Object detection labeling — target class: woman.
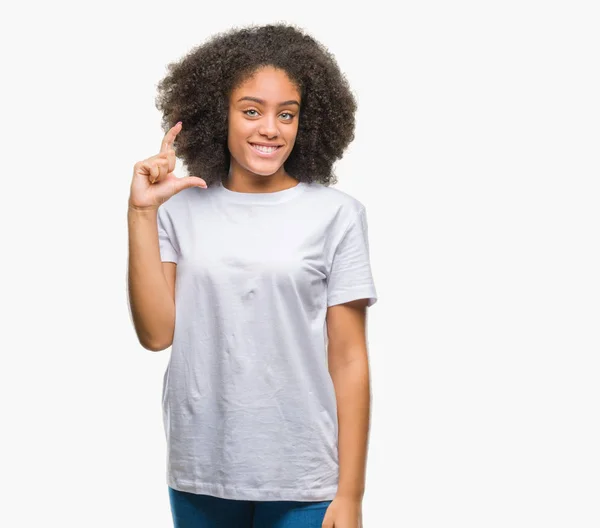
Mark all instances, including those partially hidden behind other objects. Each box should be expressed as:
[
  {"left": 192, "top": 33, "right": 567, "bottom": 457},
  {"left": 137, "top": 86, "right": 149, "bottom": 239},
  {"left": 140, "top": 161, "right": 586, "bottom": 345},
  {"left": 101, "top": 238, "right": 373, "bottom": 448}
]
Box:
[{"left": 127, "top": 23, "right": 377, "bottom": 528}]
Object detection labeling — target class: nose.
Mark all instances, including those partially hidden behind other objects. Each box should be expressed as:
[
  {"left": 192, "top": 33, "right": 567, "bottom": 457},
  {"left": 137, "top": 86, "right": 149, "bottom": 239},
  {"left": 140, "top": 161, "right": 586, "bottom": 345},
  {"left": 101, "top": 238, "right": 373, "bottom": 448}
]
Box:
[{"left": 258, "top": 115, "right": 280, "bottom": 139}]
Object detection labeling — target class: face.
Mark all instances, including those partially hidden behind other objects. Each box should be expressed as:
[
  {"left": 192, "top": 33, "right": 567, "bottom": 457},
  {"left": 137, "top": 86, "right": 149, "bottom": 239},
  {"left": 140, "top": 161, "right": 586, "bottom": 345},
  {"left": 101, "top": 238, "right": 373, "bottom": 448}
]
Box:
[{"left": 227, "top": 66, "right": 301, "bottom": 178}]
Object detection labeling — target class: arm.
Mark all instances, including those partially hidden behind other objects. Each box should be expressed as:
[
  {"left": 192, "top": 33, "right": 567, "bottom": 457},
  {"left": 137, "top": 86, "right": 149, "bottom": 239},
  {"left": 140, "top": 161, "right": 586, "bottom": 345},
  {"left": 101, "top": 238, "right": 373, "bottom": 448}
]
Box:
[
  {"left": 127, "top": 205, "right": 176, "bottom": 351},
  {"left": 326, "top": 297, "right": 371, "bottom": 501}
]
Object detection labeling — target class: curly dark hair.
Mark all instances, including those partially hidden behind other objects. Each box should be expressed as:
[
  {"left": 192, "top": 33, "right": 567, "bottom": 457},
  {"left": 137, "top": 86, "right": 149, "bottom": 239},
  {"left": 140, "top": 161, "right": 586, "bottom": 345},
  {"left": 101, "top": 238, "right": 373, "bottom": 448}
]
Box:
[{"left": 154, "top": 23, "right": 357, "bottom": 187}]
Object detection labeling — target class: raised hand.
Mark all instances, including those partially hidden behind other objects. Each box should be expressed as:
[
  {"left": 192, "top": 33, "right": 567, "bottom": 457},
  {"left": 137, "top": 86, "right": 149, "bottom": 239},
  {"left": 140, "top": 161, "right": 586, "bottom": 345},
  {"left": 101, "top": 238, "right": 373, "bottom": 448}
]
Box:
[{"left": 129, "top": 122, "right": 207, "bottom": 211}]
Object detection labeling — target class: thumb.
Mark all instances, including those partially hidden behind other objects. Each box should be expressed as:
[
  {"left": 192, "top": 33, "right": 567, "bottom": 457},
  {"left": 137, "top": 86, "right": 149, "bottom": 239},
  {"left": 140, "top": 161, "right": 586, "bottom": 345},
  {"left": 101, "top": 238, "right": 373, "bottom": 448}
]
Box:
[{"left": 175, "top": 176, "right": 208, "bottom": 193}]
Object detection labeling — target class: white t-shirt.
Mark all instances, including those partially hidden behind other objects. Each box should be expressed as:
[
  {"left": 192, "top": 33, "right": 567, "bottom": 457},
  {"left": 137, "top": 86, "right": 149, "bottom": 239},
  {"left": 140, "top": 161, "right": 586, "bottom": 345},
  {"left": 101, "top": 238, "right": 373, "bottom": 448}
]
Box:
[{"left": 156, "top": 179, "right": 377, "bottom": 501}]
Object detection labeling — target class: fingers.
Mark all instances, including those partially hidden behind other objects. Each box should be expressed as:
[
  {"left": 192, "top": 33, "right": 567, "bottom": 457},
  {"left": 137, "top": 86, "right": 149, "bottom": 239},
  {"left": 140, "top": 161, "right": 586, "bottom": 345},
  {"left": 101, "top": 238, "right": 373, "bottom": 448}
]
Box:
[
  {"left": 146, "top": 148, "right": 175, "bottom": 182},
  {"left": 165, "top": 147, "right": 176, "bottom": 174},
  {"left": 142, "top": 158, "right": 169, "bottom": 184},
  {"left": 149, "top": 164, "right": 160, "bottom": 184},
  {"left": 160, "top": 121, "right": 182, "bottom": 154}
]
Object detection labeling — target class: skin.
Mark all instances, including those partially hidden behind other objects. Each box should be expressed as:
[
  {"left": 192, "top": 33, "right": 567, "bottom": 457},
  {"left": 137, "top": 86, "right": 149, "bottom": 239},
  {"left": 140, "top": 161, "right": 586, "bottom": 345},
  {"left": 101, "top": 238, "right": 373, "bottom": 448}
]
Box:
[
  {"left": 323, "top": 298, "right": 370, "bottom": 528},
  {"left": 226, "top": 66, "right": 302, "bottom": 193}
]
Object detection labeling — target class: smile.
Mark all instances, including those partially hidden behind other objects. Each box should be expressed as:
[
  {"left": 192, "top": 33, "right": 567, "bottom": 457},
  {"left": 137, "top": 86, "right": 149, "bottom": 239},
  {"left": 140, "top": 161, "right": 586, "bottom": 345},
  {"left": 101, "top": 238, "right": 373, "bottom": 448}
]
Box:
[{"left": 249, "top": 143, "right": 283, "bottom": 157}]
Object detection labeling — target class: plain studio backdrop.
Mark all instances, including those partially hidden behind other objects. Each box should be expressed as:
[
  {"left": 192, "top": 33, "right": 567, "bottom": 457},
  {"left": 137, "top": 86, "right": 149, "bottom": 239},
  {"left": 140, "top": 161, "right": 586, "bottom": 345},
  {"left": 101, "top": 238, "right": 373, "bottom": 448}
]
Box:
[{"left": 1, "top": 1, "right": 598, "bottom": 526}]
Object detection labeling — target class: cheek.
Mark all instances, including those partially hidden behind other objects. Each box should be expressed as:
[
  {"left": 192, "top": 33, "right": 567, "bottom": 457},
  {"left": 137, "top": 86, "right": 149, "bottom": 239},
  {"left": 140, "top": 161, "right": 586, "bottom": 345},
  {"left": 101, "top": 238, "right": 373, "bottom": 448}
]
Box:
[
  {"left": 228, "top": 120, "right": 250, "bottom": 152},
  {"left": 228, "top": 118, "right": 254, "bottom": 144},
  {"left": 286, "top": 124, "right": 299, "bottom": 146}
]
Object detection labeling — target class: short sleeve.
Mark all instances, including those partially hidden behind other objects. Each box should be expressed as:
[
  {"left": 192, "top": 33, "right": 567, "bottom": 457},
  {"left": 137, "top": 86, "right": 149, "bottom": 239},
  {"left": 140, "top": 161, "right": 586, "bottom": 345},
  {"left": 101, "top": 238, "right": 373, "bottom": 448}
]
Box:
[
  {"left": 156, "top": 205, "right": 179, "bottom": 264},
  {"left": 327, "top": 207, "right": 378, "bottom": 308}
]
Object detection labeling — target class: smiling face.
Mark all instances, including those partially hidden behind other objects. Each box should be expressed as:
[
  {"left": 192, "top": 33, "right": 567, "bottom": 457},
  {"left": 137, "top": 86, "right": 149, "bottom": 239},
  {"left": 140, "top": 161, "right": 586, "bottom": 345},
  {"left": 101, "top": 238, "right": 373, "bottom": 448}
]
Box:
[{"left": 227, "top": 66, "right": 301, "bottom": 180}]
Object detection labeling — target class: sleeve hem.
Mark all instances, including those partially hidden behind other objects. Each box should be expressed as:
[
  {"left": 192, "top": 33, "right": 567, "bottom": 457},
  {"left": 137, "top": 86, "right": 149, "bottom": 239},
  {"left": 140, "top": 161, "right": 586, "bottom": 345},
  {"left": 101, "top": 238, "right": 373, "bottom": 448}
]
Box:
[
  {"left": 327, "top": 288, "right": 378, "bottom": 308},
  {"left": 159, "top": 250, "right": 179, "bottom": 264}
]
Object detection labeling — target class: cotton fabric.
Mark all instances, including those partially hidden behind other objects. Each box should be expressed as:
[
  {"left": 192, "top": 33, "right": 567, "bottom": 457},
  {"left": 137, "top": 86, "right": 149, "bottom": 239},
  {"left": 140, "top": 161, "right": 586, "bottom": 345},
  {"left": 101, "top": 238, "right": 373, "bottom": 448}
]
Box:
[{"left": 157, "top": 179, "right": 377, "bottom": 501}]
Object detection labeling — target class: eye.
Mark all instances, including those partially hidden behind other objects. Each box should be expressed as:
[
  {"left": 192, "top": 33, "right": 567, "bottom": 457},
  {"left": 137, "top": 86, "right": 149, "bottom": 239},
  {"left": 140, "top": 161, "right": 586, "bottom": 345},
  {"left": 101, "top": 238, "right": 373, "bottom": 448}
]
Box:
[
  {"left": 280, "top": 112, "right": 295, "bottom": 121},
  {"left": 243, "top": 109, "right": 259, "bottom": 117}
]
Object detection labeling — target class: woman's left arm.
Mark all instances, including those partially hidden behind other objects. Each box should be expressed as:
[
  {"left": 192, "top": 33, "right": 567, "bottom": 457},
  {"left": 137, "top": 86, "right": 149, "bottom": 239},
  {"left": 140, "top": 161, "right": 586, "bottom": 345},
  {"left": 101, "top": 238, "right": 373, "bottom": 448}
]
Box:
[{"left": 322, "top": 297, "right": 371, "bottom": 527}]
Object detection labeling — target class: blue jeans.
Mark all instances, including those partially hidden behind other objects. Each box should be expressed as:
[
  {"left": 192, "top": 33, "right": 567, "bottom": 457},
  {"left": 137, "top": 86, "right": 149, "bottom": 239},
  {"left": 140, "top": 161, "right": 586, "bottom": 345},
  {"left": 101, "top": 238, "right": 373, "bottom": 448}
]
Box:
[{"left": 168, "top": 487, "right": 333, "bottom": 528}]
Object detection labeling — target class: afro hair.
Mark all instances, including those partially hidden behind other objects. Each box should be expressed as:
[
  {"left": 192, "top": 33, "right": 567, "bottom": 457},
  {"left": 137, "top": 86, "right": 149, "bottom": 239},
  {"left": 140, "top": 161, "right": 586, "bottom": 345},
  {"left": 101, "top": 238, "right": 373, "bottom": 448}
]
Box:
[{"left": 154, "top": 23, "right": 357, "bottom": 186}]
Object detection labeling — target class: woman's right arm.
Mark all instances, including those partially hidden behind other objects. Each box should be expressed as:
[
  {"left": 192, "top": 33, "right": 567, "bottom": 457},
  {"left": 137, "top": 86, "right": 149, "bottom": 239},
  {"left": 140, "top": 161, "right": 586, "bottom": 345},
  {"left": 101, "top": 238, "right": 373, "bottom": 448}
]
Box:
[
  {"left": 126, "top": 121, "right": 207, "bottom": 351},
  {"left": 127, "top": 206, "right": 175, "bottom": 351}
]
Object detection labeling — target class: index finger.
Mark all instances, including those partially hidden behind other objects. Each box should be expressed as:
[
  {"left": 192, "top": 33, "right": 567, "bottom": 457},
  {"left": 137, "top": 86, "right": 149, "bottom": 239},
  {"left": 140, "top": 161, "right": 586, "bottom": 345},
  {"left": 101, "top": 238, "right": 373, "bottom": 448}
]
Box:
[{"left": 160, "top": 121, "right": 182, "bottom": 154}]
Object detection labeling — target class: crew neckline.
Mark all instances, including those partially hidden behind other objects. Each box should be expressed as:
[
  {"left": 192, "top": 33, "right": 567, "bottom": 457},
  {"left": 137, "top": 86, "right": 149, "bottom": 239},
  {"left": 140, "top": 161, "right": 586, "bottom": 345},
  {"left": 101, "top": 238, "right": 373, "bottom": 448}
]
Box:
[{"left": 214, "top": 180, "right": 307, "bottom": 204}]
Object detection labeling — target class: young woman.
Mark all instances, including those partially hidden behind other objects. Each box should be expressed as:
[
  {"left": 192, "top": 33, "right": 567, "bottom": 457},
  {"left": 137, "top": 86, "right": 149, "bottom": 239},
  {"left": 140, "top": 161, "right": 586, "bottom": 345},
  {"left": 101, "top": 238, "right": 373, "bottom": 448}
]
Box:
[{"left": 127, "top": 23, "right": 378, "bottom": 528}]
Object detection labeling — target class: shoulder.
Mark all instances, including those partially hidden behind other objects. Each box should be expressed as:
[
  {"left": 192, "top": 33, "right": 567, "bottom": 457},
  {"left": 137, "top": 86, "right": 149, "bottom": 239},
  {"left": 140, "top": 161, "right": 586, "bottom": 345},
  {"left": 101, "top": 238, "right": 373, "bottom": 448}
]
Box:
[{"left": 302, "top": 181, "right": 367, "bottom": 224}]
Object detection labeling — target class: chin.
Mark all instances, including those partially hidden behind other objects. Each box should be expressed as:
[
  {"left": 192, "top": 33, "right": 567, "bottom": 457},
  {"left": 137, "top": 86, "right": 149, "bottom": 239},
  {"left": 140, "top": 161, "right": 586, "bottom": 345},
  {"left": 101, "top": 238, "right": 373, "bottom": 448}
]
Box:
[{"left": 245, "top": 161, "right": 284, "bottom": 177}]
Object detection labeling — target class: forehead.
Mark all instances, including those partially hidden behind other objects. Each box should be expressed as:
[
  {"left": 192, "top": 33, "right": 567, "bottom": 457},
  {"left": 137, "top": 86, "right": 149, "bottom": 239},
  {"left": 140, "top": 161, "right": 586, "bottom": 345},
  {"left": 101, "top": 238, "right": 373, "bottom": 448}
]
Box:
[{"left": 232, "top": 66, "right": 300, "bottom": 102}]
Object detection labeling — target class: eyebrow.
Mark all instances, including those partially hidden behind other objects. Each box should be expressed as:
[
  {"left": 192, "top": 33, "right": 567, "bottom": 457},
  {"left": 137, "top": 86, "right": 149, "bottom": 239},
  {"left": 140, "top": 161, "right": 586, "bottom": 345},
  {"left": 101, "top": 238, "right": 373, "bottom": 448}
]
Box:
[{"left": 236, "top": 96, "right": 300, "bottom": 107}]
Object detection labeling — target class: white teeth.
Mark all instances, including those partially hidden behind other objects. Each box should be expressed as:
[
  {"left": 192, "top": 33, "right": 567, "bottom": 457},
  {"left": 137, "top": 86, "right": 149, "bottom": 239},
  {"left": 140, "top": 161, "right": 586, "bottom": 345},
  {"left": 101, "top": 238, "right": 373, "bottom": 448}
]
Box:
[{"left": 252, "top": 144, "right": 279, "bottom": 153}]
